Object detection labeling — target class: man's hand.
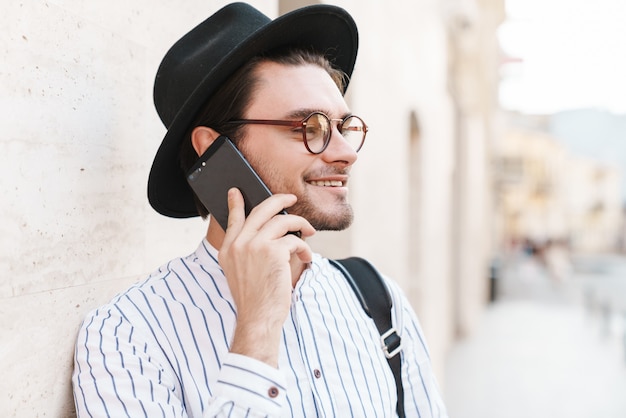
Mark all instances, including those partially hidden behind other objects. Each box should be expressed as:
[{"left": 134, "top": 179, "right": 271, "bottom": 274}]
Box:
[{"left": 218, "top": 188, "right": 315, "bottom": 367}]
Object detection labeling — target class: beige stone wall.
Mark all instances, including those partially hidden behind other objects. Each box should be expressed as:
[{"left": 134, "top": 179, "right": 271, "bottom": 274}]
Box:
[
  {"left": 1, "top": 0, "right": 501, "bottom": 415},
  {"left": 446, "top": 0, "right": 504, "bottom": 340},
  {"left": 1, "top": 1, "right": 219, "bottom": 415}
]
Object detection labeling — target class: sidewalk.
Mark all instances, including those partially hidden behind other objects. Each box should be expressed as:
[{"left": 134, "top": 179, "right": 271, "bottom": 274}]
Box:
[{"left": 444, "top": 255, "right": 626, "bottom": 418}]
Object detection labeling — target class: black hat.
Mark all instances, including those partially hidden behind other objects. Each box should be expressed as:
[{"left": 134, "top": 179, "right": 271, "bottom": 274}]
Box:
[{"left": 148, "top": 2, "right": 359, "bottom": 218}]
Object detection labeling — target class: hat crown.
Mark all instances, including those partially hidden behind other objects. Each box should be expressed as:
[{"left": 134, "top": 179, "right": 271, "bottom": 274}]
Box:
[{"left": 154, "top": 3, "right": 270, "bottom": 128}]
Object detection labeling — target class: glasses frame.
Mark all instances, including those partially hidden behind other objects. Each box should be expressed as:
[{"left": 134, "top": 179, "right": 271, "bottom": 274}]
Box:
[{"left": 226, "top": 112, "right": 368, "bottom": 154}]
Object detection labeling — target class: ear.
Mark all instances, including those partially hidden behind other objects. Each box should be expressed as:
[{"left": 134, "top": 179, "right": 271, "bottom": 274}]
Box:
[{"left": 191, "top": 126, "right": 221, "bottom": 156}]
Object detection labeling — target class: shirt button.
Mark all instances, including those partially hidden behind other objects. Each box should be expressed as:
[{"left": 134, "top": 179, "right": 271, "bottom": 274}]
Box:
[
  {"left": 313, "top": 369, "right": 322, "bottom": 379},
  {"left": 268, "top": 386, "right": 279, "bottom": 398}
]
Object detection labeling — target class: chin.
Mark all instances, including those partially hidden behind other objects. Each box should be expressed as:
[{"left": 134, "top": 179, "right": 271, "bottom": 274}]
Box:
[
  {"left": 307, "top": 208, "right": 354, "bottom": 231},
  {"left": 288, "top": 195, "right": 353, "bottom": 230},
  {"left": 314, "top": 221, "right": 352, "bottom": 231}
]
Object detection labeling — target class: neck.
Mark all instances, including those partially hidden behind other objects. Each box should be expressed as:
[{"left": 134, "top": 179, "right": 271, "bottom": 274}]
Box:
[
  {"left": 206, "top": 220, "right": 309, "bottom": 286},
  {"left": 206, "top": 220, "right": 226, "bottom": 249}
]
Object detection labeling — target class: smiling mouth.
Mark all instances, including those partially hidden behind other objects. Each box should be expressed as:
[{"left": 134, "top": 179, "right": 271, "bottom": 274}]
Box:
[{"left": 308, "top": 180, "right": 345, "bottom": 187}]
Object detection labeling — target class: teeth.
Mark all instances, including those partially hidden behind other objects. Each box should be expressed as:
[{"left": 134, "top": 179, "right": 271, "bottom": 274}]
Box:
[{"left": 309, "top": 180, "right": 343, "bottom": 187}]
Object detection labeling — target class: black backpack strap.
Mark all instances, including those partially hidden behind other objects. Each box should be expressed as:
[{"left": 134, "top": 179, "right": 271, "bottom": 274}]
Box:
[{"left": 330, "top": 257, "right": 405, "bottom": 418}]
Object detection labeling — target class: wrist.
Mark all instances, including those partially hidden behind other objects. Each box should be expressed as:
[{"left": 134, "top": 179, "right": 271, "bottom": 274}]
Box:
[{"left": 230, "top": 321, "right": 283, "bottom": 367}]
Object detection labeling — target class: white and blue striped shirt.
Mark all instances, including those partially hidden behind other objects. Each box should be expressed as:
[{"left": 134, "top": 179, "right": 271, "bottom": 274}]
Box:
[{"left": 72, "top": 239, "right": 447, "bottom": 417}]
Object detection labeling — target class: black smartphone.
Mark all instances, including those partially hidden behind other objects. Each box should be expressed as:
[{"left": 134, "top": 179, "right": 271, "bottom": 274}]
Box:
[{"left": 186, "top": 135, "right": 287, "bottom": 232}]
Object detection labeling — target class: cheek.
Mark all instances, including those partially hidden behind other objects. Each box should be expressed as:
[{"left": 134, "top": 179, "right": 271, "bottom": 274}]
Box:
[
  {"left": 242, "top": 152, "right": 297, "bottom": 193},
  {"left": 239, "top": 139, "right": 312, "bottom": 190},
  {"left": 268, "top": 166, "right": 306, "bottom": 193}
]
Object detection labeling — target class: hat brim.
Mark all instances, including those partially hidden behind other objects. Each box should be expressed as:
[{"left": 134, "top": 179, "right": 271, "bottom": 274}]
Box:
[{"left": 148, "top": 5, "right": 358, "bottom": 218}]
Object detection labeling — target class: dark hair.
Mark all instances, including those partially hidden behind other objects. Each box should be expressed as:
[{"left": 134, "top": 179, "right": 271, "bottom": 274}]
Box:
[{"left": 179, "top": 48, "right": 348, "bottom": 218}]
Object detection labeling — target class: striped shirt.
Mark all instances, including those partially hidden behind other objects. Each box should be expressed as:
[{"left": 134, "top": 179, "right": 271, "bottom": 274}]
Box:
[{"left": 72, "top": 239, "right": 447, "bottom": 417}]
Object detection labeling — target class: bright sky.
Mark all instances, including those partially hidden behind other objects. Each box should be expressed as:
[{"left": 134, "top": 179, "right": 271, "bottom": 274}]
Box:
[{"left": 498, "top": 0, "right": 626, "bottom": 114}]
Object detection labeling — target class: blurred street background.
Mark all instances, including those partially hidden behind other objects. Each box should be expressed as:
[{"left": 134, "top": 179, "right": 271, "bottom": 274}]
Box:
[
  {"left": 443, "top": 0, "right": 626, "bottom": 416},
  {"left": 445, "top": 248, "right": 626, "bottom": 417}
]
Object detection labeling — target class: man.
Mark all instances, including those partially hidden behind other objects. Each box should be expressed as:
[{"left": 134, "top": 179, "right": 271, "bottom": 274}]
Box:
[{"left": 72, "top": 3, "right": 448, "bottom": 417}]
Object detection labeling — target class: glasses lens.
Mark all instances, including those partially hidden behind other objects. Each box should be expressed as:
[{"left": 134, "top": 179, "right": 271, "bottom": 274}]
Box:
[
  {"left": 341, "top": 116, "right": 366, "bottom": 152},
  {"left": 303, "top": 113, "right": 330, "bottom": 153}
]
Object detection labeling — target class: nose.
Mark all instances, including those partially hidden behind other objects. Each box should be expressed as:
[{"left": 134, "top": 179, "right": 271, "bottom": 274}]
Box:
[{"left": 321, "top": 125, "right": 358, "bottom": 165}]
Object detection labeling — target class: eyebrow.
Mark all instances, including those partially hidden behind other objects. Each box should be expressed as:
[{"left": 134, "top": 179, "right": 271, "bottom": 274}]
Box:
[{"left": 284, "top": 108, "right": 352, "bottom": 120}]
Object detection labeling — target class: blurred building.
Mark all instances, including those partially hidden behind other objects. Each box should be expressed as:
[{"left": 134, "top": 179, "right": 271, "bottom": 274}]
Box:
[
  {"left": 565, "top": 156, "right": 623, "bottom": 252},
  {"left": 493, "top": 113, "right": 624, "bottom": 255},
  {"left": 550, "top": 109, "right": 626, "bottom": 202},
  {"left": 620, "top": 206, "right": 626, "bottom": 253}
]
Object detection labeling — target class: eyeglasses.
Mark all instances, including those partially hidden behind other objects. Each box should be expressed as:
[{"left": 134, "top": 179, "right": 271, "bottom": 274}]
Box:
[{"left": 227, "top": 112, "right": 368, "bottom": 154}]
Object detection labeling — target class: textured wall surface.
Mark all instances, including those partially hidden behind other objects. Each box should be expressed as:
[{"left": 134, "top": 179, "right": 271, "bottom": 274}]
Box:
[{"left": 0, "top": 1, "right": 227, "bottom": 415}]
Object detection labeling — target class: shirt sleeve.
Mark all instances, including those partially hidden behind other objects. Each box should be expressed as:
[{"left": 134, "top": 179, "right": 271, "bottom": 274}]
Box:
[
  {"left": 203, "top": 353, "right": 287, "bottom": 417},
  {"left": 72, "top": 306, "right": 287, "bottom": 418}
]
